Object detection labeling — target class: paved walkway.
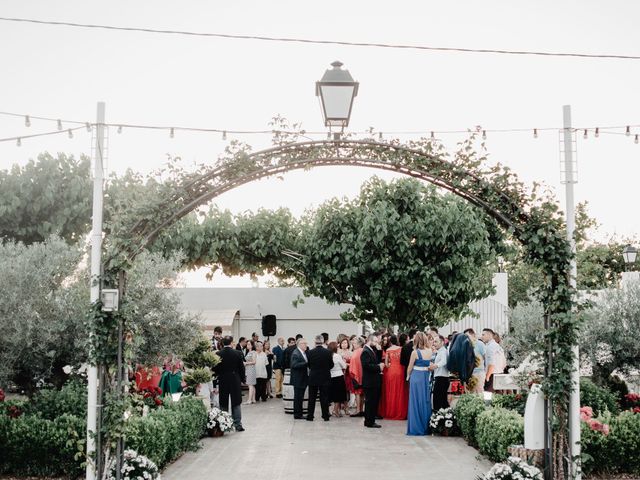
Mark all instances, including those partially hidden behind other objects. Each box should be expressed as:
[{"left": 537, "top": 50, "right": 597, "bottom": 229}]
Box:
[{"left": 163, "top": 399, "right": 492, "bottom": 480}]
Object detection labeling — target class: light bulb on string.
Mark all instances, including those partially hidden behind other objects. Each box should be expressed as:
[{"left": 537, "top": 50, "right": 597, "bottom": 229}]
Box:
[
  {"left": 170, "top": 128, "right": 174, "bottom": 139},
  {"left": 68, "top": 129, "right": 73, "bottom": 139},
  {"left": 626, "top": 126, "right": 631, "bottom": 136},
  {"left": 117, "top": 125, "right": 123, "bottom": 134},
  {"left": 16, "top": 137, "right": 21, "bottom": 147},
  {"left": 222, "top": 131, "right": 227, "bottom": 141},
  {"left": 583, "top": 129, "right": 588, "bottom": 140},
  {"left": 482, "top": 130, "right": 487, "bottom": 140},
  {"left": 57, "top": 119, "right": 62, "bottom": 131},
  {"left": 24, "top": 115, "right": 30, "bottom": 127},
  {"left": 595, "top": 127, "right": 599, "bottom": 138},
  {"left": 533, "top": 128, "right": 538, "bottom": 139}
]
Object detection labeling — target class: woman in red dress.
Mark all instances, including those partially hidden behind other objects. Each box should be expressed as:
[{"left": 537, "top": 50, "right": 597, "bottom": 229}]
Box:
[{"left": 379, "top": 335, "right": 409, "bottom": 420}]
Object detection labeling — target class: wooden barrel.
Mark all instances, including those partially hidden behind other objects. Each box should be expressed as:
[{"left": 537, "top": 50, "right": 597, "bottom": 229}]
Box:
[{"left": 283, "top": 368, "right": 308, "bottom": 415}]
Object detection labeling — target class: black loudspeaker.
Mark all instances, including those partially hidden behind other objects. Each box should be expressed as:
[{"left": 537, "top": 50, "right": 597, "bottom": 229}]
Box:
[{"left": 262, "top": 314, "right": 277, "bottom": 337}]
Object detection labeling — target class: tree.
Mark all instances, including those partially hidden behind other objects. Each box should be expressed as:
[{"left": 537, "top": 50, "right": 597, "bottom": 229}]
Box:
[
  {"left": 0, "top": 153, "right": 92, "bottom": 244},
  {"left": 294, "top": 177, "right": 497, "bottom": 329},
  {"left": 0, "top": 237, "right": 201, "bottom": 394},
  {"left": 579, "top": 281, "right": 640, "bottom": 384}
]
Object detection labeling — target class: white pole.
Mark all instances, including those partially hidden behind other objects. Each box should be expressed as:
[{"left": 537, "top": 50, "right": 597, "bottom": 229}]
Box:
[
  {"left": 86, "top": 102, "right": 106, "bottom": 480},
  {"left": 562, "top": 104, "right": 581, "bottom": 479}
]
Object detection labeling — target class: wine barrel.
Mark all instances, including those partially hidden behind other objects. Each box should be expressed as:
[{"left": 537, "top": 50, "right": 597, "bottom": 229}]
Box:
[{"left": 282, "top": 368, "right": 308, "bottom": 415}]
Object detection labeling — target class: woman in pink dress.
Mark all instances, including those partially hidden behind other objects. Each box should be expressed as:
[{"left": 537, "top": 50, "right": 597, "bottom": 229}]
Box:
[{"left": 349, "top": 336, "right": 365, "bottom": 417}]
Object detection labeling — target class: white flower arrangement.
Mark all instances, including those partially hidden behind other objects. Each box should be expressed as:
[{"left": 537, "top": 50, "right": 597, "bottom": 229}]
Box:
[
  {"left": 428, "top": 407, "right": 460, "bottom": 435},
  {"left": 106, "top": 450, "right": 161, "bottom": 480},
  {"left": 207, "top": 407, "right": 234, "bottom": 432},
  {"left": 479, "top": 457, "right": 543, "bottom": 480}
]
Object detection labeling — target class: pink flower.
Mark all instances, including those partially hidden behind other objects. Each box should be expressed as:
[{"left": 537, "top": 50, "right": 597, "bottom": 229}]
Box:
[{"left": 580, "top": 406, "right": 593, "bottom": 421}]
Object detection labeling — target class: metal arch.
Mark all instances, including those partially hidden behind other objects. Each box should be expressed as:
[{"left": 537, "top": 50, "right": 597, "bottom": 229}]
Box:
[{"left": 134, "top": 140, "right": 529, "bottom": 256}]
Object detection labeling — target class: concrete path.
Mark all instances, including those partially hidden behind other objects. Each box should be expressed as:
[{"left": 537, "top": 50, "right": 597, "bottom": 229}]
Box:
[{"left": 162, "top": 399, "right": 492, "bottom": 480}]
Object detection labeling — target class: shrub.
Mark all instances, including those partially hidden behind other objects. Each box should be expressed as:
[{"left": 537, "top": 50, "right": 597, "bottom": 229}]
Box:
[
  {"left": 27, "top": 379, "right": 87, "bottom": 419},
  {"left": 126, "top": 395, "right": 207, "bottom": 468},
  {"left": 492, "top": 393, "right": 527, "bottom": 416},
  {"left": 454, "top": 394, "right": 486, "bottom": 445},
  {"left": 0, "top": 412, "right": 85, "bottom": 477},
  {"left": 476, "top": 407, "right": 524, "bottom": 462},
  {"left": 580, "top": 378, "right": 619, "bottom": 415}
]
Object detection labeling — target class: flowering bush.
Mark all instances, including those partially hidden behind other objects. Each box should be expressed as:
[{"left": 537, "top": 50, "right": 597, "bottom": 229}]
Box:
[
  {"left": 106, "top": 449, "right": 161, "bottom": 480},
  {"left": 478, "top": 456, "right": 543, "bottom": 480},
  {"left": 508, "top": 356, "right": 542, "bottom": 392},
  {"left": 207, "top": 407, "right": 234, "bottom": 433},
  {"left": 429, "top": 407, "right": 460, "bottom": 436}
]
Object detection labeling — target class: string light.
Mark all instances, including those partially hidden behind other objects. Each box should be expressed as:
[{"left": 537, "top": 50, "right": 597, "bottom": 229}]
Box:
[
  {"left": 170, "top": 127, "right": 174, "bottom": 138},
  {"left": 482, "top": 130, "right": 487, "bottom": 140},
  {"left": 222, "top": 130, "right": 227, "bottom": 140},
  {"left": 595, "top": 127, "right": 599, "bottom": 138},
  {"left": 626, "top": 126, "right": 631, "bottom": 136},
  {"left": 117, "top": 125, "right": 123, "bottom": 134},
  {"left": 57, "top": 119, "right": 62, "bottom": 131},
  {"left": 583, "top": 129, "right": 588, "bottom": 140},
  {"left": 68, "top": 129, "right": 73, "bottom": 139},
  {"left": 533, "top": 128, "right": 538, "bottom": 138},
  {"left": 16, "top": 137, "right": 21, "bottom": 147},
  {"left": 24, "top": 115, "right": 30, "bottom": 127}
]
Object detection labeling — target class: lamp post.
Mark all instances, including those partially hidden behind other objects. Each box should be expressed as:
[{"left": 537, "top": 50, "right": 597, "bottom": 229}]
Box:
[
  {"left": 623, "top": 245, "right": 638, "bottom": 271},
  {"left": 316, "top": 61, "right": 359, "bottom": 139}
]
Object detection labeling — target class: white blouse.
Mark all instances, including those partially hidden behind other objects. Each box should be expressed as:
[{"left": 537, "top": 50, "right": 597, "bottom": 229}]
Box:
[{"left": 330, "top": 353, "right": 347, "bottom": 378}]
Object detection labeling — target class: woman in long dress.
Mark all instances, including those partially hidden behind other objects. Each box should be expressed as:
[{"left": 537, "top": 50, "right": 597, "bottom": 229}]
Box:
[
  {"left": 406, "top": 332, "right": 433, "bottom": 435},
  {"left": 244, "top": 341, "right": 257, "bottom": 404},
  {"left": 380, "top": 335, "right": 409, "bottom": 420}
]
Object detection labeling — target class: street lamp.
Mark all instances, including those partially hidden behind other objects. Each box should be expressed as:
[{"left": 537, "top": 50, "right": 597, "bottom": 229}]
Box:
[
  {"left": 623, "top": 245, "right": 638, "bottom": 271},
  {"left": 316, "top": 61, "right": 359, "bottom": 137}
]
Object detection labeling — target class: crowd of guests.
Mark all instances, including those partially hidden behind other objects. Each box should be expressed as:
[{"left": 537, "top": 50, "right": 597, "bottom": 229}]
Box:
[{"left": 209, "top": 325, "right": 507, "bottom": 435}]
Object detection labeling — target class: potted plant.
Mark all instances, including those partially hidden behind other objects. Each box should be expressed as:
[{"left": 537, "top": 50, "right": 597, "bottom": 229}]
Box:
[
  {"left": 207, "top": 407, "right": 234, "bottom": 437},
  {"left": 429, "top": 407, "right": 461, "bottom": 436},
  {"left": 478, "top": 456, "right": 543, "bottom": 480},
  {"left": 106, "top": 450, "right": 160, "bottom": 480}
]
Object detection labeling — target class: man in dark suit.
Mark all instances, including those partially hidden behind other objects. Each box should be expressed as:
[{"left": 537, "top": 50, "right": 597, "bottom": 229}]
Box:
[
  {"left": 400, "top": 328, "right": 418, "bottom": 376},
  {"left": 214, "top": 336, "right": 246, "bottom": 432},
  {"left": 289, "top": 337, "right": 309, "bottom": 419},
  {"left": 361, "top": 333, "right": 384, "bottom": 428},
  {"left": 306, "top": 334, "right": 334, "bottom": 421},
  {"left": 283, "top": 334, "right": 301, "bottom": 370}
]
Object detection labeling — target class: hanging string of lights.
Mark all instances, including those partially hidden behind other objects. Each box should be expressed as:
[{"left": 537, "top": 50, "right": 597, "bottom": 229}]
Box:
[{"left": 2, "top": 109, "right": 640, "bottom": 145}]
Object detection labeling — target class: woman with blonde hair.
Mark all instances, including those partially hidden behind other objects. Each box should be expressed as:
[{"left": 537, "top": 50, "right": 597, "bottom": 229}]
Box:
[{"left": 406, "top": 332, "right": 433, "bottom": 435}]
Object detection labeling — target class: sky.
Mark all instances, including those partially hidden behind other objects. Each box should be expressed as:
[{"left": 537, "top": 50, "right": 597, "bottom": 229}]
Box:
[{"left": 0, "top": 1, "right": 638, "bottom": 287}]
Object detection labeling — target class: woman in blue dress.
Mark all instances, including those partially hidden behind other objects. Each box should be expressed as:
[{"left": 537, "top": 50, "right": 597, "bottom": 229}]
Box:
[{"left": 406, "top": 332, "right": 433, "bottom": 436}]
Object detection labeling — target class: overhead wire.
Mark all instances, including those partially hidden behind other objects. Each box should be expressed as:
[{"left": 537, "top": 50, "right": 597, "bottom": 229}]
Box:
[{"left": 1, "top": 16, "right": 640, "bottom": 61}]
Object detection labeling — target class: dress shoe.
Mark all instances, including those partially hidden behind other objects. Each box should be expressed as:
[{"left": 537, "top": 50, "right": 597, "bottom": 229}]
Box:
[
  {"left": 235, "top": 425, "right": 245, "bottom": 432},
  {"left": 365, "top": 423, "right": 382, "bottom": 428}
]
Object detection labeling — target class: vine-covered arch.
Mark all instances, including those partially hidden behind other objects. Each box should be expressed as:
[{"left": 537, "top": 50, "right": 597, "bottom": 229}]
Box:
[{"left": 101, "top": 137, "right": 576, "bottom": 478}]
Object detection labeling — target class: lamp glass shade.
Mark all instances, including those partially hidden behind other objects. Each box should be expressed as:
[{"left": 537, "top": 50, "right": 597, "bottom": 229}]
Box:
[
  {"left": 623, "top": 245, "right": 638, "bottom": 265},
  {"left": 316, "top": 61, "right": 358, "bottom": 128}
]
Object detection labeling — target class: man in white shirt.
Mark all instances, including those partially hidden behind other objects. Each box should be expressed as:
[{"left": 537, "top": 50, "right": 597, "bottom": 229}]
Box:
[
  {"left": 481, "top": 328, "right": 501, "bottom": 392},
  {"left": 429, "top": 334, "right": 450, "bottom": 411}
]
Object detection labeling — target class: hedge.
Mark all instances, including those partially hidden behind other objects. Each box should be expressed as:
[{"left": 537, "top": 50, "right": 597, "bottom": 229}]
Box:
[
  {"left": 476, "top": 407, "right": 524, "bottom": 462},
  {"left": 582, "top": 411, "right": 640, "bottom": 476},
  {"left": 0, "top": 390, "right": 207, "bottom": 477},
  {"left": 580, "top": 378, "right": 619, "bottom": 416},
  {"left": 126, "top": 395, "right": 208, "bottom": 468},
  {"left": 454, "top": 394, "right": 486, "bottom": 446}
]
